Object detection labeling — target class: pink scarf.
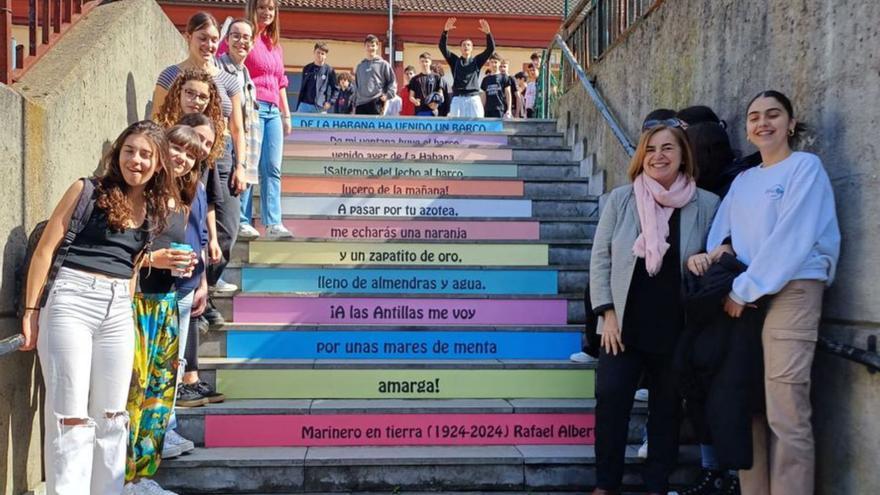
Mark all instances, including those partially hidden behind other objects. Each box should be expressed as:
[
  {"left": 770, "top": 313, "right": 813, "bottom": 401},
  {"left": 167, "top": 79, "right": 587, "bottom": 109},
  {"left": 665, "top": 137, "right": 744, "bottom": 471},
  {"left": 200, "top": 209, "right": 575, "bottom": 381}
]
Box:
[{"left": 632, "top": 173, "right": 696, "bottom": 276}]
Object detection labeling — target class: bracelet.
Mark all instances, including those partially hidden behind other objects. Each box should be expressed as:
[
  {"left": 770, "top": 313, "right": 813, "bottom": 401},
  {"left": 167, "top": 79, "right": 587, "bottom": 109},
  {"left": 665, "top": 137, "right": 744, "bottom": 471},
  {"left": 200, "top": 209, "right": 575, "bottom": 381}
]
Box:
[{"left": 24, "top": 307, "right": 40, "bottom": 312}]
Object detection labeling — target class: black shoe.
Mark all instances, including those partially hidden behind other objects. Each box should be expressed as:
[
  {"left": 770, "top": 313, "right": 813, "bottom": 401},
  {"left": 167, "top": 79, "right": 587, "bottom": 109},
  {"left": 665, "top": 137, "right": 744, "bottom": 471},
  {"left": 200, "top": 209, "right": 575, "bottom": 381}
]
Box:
[
  {"left": 679, "top": 469, "right": 725, "bottom": 495},
  {"left": 192, "top": 380, "right": 226, "bottom": 403},
  {"left": 720, "top": 473, "right": 741, "bottom": 495},
  {"left": 203, "top": 304, "right": 225, "bottom": 329},
  {"left": 176, "top": 384, "right": 209, "bottom": 407},
  {"left": 194, "top": 315, "right": 210, "bottom": 335}
]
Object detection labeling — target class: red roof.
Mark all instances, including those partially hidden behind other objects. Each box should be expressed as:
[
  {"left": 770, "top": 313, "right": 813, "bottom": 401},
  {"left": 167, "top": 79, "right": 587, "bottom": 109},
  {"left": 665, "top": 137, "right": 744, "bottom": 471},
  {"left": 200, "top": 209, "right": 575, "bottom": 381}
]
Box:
[{"left": 160, "top": 0, "right": 566, "bottom": 17}]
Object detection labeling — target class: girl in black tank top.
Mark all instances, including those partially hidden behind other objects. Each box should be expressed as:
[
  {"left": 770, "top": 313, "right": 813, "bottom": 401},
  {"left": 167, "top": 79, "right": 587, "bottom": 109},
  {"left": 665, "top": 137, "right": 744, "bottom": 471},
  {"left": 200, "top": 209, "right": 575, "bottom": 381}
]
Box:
[{"left": 21, "top": 121, "right": 178, "bottom": 494}]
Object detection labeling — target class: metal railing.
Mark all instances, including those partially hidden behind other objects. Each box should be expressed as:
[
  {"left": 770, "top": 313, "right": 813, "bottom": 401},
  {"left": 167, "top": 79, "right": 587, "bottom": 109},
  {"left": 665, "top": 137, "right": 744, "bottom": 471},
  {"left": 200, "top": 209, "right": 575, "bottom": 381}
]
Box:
[
  {"left": 562, "top": 0, "right": 661, "bottom": 73},
  {"left": 819, "top": 335, "right": 880, "bottom": 374},
  {"left": 539, "top": 33, "right": 634, "bottom": 156},
  {"left": 1, "top": 0, "right": 97, "bottom": 84}
]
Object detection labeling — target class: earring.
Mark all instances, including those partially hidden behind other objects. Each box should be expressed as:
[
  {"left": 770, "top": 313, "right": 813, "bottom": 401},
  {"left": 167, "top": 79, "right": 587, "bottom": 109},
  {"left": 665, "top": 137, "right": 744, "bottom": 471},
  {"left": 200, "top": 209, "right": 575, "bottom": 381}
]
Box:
[{"left": 788, "top": 129, "right": 795, "bottom": 136}]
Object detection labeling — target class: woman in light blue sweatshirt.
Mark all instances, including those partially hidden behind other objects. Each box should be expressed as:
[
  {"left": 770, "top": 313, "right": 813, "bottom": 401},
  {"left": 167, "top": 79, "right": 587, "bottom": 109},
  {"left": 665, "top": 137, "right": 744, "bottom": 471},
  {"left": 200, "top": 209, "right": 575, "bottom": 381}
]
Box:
[{"left": 693, "top": 90, "right": 840, "bottom": 495}]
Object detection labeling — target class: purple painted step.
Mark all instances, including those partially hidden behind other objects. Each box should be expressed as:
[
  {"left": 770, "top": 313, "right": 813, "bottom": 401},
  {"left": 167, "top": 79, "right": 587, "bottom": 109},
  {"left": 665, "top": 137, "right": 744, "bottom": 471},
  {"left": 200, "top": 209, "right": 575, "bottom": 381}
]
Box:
[
  {"left": 287, "top": 130, "right": 509, "bottom": 147},
  {"left": 233, "top": 296, "right": 568, "bottom": 325}
]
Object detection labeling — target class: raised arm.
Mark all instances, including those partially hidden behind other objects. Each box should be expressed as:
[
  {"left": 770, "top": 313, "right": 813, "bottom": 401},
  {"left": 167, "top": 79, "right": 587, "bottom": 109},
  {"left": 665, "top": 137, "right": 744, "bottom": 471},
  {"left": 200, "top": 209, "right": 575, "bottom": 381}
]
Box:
[{"left": 438, "top": 18, "right": 458, "bottom": 67}]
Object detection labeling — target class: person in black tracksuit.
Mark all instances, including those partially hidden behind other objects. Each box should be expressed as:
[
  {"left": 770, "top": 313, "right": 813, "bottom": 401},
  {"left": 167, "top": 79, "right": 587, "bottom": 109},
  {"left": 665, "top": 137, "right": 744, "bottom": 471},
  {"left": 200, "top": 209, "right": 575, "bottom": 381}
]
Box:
[{"left": 438, "top": 17, "right": 495, "bottom": 118}]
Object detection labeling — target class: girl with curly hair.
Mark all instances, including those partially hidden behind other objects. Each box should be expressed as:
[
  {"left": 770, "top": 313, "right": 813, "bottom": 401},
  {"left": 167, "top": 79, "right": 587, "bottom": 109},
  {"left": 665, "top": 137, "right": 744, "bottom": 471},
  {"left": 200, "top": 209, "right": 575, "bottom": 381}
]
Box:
[{"left": 19, "top": 120, "right": 177, "bottom": 494}]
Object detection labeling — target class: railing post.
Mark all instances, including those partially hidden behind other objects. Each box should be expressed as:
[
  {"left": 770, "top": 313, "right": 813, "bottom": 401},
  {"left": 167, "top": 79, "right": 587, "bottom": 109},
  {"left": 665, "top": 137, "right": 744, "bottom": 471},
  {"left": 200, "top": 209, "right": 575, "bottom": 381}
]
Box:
[
  {"left": 28, "top": 0, "right": 35, "bottom": 56},
  {"left": 1, "top": 0, "right": 10, "bottom": 84},
  {"left": 41, "top": 0, "right": 49, "bottom": 45},
  {"left": 52, "top": 0, "right": 60, "bottom": 33},
  {"left": 62, "top": 0, "right": 71, "bottom": 23}
]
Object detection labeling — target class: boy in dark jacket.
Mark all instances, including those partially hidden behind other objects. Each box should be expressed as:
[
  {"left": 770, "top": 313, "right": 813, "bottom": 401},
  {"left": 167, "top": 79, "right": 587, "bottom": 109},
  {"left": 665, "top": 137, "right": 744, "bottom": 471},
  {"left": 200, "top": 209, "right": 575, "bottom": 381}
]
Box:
[
  {"left": 333, "top": 72, "right": 355, "bottom": 114},
  {"left": 297, "top": 42, "right": 338, "bottom": 113}
]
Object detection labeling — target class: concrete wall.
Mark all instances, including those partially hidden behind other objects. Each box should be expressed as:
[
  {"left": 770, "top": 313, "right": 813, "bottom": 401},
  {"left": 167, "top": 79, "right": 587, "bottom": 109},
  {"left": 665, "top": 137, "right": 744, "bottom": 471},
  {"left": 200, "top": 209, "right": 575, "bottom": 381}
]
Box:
[
  {"left": 556, "top": 0, "right": 880, "bottom": 492},
  {"left": 0, "top": 1, "right": 185, "bottom": 493}
]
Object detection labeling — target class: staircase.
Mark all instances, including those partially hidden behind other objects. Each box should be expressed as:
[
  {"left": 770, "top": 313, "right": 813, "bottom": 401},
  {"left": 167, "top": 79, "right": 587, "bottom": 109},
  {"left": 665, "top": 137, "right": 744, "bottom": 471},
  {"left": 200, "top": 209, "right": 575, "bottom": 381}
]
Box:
[{"left": 155, "top": 115, "right": 682, "bottom": 494}]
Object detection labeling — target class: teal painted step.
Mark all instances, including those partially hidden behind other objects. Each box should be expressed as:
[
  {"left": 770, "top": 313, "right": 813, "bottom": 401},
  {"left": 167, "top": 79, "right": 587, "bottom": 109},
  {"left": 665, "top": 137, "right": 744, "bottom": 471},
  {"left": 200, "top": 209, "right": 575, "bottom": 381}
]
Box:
[
  {"left": 241, "top": 267, "right": 559, "bottom": 295},
  {"left": 226, "top": 330, "right": 580, "bottom": 359}
]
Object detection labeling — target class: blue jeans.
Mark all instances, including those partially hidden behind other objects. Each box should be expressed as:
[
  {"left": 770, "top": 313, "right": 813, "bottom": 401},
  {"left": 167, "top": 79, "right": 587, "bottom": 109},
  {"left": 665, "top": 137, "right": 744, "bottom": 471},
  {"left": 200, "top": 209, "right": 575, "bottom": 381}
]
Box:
[
  {"left": 297, "top": 102, "right": 320, "bottom": 113},
  {"left": 242, "top": 101, "right": 283, "bottom": 227}
]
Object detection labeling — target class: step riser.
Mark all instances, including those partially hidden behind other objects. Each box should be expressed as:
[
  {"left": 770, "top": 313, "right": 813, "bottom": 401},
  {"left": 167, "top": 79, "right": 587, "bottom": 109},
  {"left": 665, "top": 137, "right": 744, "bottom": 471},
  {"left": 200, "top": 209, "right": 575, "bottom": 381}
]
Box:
[
  {"left": 533, "top": 200, "right": 599, "bottom": 217},
  {"left": 509, "top": 135, "right": 565, "bottom": 147},
  {"left": 232, "top": 297, "right": 567, "bottom": 326},
  {"left": 246, "top": 242, "right": 550, "bottom": 267},
  {"left": 225, "top": 330, "right": 579, "bottom": 360},
  {"left": 524, "top": 182, "right": 590, "bottom": 198},
  {"left": 287, "top": 130, "right": 510, "bottom": 147},
  {"left": 252, "top": 219, "right": 540, "bottom": 240},
  {"left": 213, "top": 369, "right": 594, "bottom": 399},
  {"left": 212, "top": 298, "right": 586, "bottom": 325},
  {"left": 284, "top": 160, "right": 520, "bottom": 178},
  {"left": 278, "top": 196, "right": 534, "bottom": 218},
  {"left": 218, "top": 268, "right": 586, "bottom": 301},
  {"left": 292, "top": 115, "right": 506, "bottom": 133},
  {"left": 518, "top": 164, "right": 581, "bottom": 178},
  {"left": 205, "top": 413, "right": 595, "bottom": 447},
  {"left": 279, "top": 177, "right": 524, "bottom": 197},
  {"left": 541, "top": 221, "right": 596, "bottom": 239},
  {"left": 240, "top": 268, "right": 559, "bottom": 295},
  {"left": 177, "top": 413, "right": 645, "bottom": 449},
  {"left": 285, "top": 143, "right": 515, "bottom": 162}
]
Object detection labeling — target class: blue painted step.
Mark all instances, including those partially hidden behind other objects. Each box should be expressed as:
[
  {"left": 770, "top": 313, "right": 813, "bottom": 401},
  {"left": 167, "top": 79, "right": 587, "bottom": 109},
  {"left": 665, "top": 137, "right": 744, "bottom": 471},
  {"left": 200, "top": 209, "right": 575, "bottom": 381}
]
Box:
[
  {"left": 227, "top": 330, "right": 582, "bottom": 360},
  {"left": 241, "top": 267, "right": 559, "bottom": 295}
]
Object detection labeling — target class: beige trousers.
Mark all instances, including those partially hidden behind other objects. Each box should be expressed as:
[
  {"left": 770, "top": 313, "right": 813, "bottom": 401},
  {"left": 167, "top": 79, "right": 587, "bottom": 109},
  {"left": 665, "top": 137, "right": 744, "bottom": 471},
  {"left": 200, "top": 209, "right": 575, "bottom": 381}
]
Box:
[{"left": 739, "top": 279, "right": 824, "bottom": 495}]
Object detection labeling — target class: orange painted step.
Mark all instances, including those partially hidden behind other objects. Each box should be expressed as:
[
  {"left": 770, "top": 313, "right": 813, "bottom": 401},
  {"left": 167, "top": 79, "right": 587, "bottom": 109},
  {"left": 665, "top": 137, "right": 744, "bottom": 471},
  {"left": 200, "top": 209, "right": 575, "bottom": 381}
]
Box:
[{"left": 281, "top": 177, "right": 524, "bottom": 197}]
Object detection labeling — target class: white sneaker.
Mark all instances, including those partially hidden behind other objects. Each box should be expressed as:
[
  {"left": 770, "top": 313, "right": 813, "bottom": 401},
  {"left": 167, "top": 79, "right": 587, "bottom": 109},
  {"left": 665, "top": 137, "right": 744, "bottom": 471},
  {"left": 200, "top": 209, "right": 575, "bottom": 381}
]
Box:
[
  {"left": 637, "top": 439, "right": 648, "bottom": 459},
  {"left": 634, "top": 388, "right": 649, "bottom": 402},
  {"left": 211, "top": 278, "right": 238, "bottom": 294},
  {"left": 264, "top": 224, "right": 294, "bottom": 240},
  {"left": 160, "top": 441, "right": 182, "bottom": 459},
  {"left": 164, "top": 429, "right": 195, "bottom": 454},
  {"left": 124, "top": 479, "right": 178, "bottom": 495},
  {"left": 569, "top": 351, "right": 597, "bottom": 363},
  {"left": 238, "top": 223, "right": 261, "bottom": 240}
]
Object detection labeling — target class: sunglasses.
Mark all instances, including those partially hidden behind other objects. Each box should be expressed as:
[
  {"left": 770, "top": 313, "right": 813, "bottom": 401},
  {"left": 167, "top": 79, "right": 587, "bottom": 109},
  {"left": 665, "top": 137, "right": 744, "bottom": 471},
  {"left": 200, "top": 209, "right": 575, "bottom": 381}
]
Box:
[{"left": 642, "top": 118, "right": 688, "bottom": 131}]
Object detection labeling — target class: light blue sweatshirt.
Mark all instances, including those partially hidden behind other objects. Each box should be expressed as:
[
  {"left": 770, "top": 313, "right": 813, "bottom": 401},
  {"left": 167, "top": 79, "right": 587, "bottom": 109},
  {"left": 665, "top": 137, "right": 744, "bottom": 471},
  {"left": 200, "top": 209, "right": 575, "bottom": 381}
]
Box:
[{"left": 706, "top": 151, "right": 840, "bottom": 303}]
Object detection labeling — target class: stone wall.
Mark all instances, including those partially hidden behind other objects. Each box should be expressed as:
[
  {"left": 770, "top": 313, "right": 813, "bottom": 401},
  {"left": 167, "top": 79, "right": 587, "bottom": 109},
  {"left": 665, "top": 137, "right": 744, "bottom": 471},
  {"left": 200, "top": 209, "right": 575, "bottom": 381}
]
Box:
[
  {"left": 0, "top": 1, "right": 185, "bottom": 492},
  {"left": 556, "top": 0, "right": 880, "bottom": 492}
]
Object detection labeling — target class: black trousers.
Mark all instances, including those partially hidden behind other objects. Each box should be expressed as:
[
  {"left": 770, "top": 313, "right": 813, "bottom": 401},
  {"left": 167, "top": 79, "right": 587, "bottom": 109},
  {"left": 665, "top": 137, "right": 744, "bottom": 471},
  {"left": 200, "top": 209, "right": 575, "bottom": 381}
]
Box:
[
  {"left": 355, "top": 99, "right": 384, "bottom": 115},
  {"left": 595, "top": 346, "right": 680, "bottom": 492},
  {"left": 184, "top": 315, "right": 199, "bottom": 373},
  {"left": 206, "top": 138, "right": 240, "bottom": 286}
]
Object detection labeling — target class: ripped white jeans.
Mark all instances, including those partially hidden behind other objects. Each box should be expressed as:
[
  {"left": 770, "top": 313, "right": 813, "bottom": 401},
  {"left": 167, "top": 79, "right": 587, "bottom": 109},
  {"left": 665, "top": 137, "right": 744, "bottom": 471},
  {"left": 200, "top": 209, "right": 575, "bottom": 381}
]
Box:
[{"left": 37, "top": 267, "right": 135, "bottom": 495}]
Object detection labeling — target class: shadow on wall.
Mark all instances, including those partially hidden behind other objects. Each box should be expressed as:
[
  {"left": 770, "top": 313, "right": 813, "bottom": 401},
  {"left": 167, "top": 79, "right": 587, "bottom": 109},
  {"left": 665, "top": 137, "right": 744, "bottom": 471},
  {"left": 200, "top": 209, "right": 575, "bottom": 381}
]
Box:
[{"left": 0, "top": 226, "right": 44, "bottom": 494}]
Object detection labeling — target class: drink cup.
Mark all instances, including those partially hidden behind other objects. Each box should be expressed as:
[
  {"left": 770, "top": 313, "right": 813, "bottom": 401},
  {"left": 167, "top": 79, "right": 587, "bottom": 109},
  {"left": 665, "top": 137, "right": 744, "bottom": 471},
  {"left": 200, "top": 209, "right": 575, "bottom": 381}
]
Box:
[{"left": 169, "top": 242, "right": 194, "bottom": 278}]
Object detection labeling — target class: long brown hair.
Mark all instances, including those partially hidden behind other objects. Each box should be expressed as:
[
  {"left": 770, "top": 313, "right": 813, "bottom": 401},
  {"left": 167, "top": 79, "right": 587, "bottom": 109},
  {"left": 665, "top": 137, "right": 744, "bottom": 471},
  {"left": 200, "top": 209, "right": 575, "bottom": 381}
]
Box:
[
  {"left": 166, "top": 125, "right": 203, "bottom": 208},
  {"left": 627, "top": 124, "right": 698, "bottom": 182},
  {"left": 96, "top": 121, "right": 178, "bottom": 236},
  {"left": 247, "top": 0, "right": 280, "bottom": 46},
  {"left": 154, "top": 69, "right": 225, "bottom": 166}
]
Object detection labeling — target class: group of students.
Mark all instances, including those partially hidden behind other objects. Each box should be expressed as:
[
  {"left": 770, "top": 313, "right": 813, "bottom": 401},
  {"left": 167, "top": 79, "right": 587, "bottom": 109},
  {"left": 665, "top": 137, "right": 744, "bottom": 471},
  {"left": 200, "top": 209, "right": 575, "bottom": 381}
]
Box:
[
  {"left": 19, "top": 0, "right": 297, "bottom": 493},
  {"left": 588, "top": 91, "right": 840, "bottom": 495},
  {"left": 293, "top": 17, "right": 547, "bottom": 119}
]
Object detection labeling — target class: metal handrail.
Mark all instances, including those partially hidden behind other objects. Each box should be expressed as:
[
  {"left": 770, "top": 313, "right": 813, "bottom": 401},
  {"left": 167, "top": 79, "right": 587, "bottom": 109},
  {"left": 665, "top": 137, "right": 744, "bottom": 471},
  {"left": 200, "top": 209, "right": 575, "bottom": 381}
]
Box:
[
  {"left": 540, "top": 33, "right": 634, "bottom": 156},
  {"left": 818, "top": 335, "right": 879, "bottom": 373}
]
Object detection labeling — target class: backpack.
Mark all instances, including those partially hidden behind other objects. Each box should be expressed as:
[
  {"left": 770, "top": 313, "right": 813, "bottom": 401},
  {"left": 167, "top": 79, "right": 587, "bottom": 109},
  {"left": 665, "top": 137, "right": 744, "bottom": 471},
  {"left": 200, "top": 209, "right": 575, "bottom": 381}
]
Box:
[{"left": 16, "top": 178, "right": 97, "bottom": 318}]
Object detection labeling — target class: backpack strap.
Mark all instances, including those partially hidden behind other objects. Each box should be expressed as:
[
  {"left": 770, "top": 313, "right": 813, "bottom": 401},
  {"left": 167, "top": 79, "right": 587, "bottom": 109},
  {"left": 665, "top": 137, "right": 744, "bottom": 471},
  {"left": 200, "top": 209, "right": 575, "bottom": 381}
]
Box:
[{"left": 38, "top": 177, "right": 97, "bottom": 307}]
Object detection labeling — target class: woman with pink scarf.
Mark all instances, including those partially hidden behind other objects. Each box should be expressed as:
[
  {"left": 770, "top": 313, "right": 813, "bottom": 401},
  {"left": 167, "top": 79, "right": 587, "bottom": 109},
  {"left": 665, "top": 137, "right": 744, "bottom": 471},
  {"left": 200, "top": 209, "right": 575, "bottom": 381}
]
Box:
[{"left": 589, "top": 121, "right": 719, "bottom": 495}]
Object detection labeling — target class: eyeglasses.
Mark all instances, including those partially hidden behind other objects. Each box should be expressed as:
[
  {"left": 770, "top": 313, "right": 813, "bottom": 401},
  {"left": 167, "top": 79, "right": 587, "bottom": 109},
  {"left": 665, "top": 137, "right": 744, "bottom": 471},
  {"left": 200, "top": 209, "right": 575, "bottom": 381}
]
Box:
[
  {"left": 229, "top": 33, "right": 253, "bottom": 44},
  {"left": 183, "top": 88, "right": 210, "bottom": 104},
  {"left": 642, "top": 118, "right": 688, "bottom": 131}
]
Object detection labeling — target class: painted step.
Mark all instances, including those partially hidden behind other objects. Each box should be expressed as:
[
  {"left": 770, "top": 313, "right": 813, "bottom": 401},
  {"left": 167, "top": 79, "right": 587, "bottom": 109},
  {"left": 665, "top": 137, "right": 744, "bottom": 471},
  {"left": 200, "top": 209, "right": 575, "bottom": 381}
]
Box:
[
  {"left": 250, "top": 219, "right": 540, "bottom": 240},
  {"left": 283, "top": 158, "right": 520, "bottom": 178},
  {"left": 225, "top": 329, "right": 578, "bottom": 360},
  {"left": 214, "top": 295, "right": 586, "bottom": 326},
  {"left": 246, "top": 241, "right": 549, "bottom": 266},
  {"left": 210, "top": 367, "right": 594, "bottom": 399},
  {"left": 240, "top": 268, "right": 558, "bottom": 295},
  {"left": 284, "top": 142, "right": 515, "bottom": 162},
  {"left": 232, "top": 296, "right": 567, "bottom": 325},
  {"left": 287, "top": 129, "right": 510, "bottom": 147},
  {"left": 196, "top": 323, "right": 589, "bottom": 359},
  {"left": 279, "top": 177, "right": 524, "bottom": 197},
  {"left": 279, "top": 196, "right": 532, "bottom": 218},
  {"left": 206, "top": 413, "right": 593, "bottom": 447},
  {"left": 523, "top": 180, "right": 590, "bottom": 198},
  {"left": 292, "top": 114, "right": 506, "bottom": 133},
  {"left": 153, "top": 445, "right": 700, "bottom": 493}
]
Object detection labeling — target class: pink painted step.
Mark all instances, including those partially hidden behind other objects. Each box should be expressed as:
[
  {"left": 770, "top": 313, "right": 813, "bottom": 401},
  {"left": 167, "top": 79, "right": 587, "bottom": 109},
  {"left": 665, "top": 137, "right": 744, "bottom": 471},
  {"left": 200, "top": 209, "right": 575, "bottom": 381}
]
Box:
[
  {"left": 206, "top": 413, "right": 594, "bottom": 447},
  {"left": 252, "top": 219, "right": 540, "bottom": 240},
  {"left": 232, "top": 296, "right": 568, "bottom": 325}
]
